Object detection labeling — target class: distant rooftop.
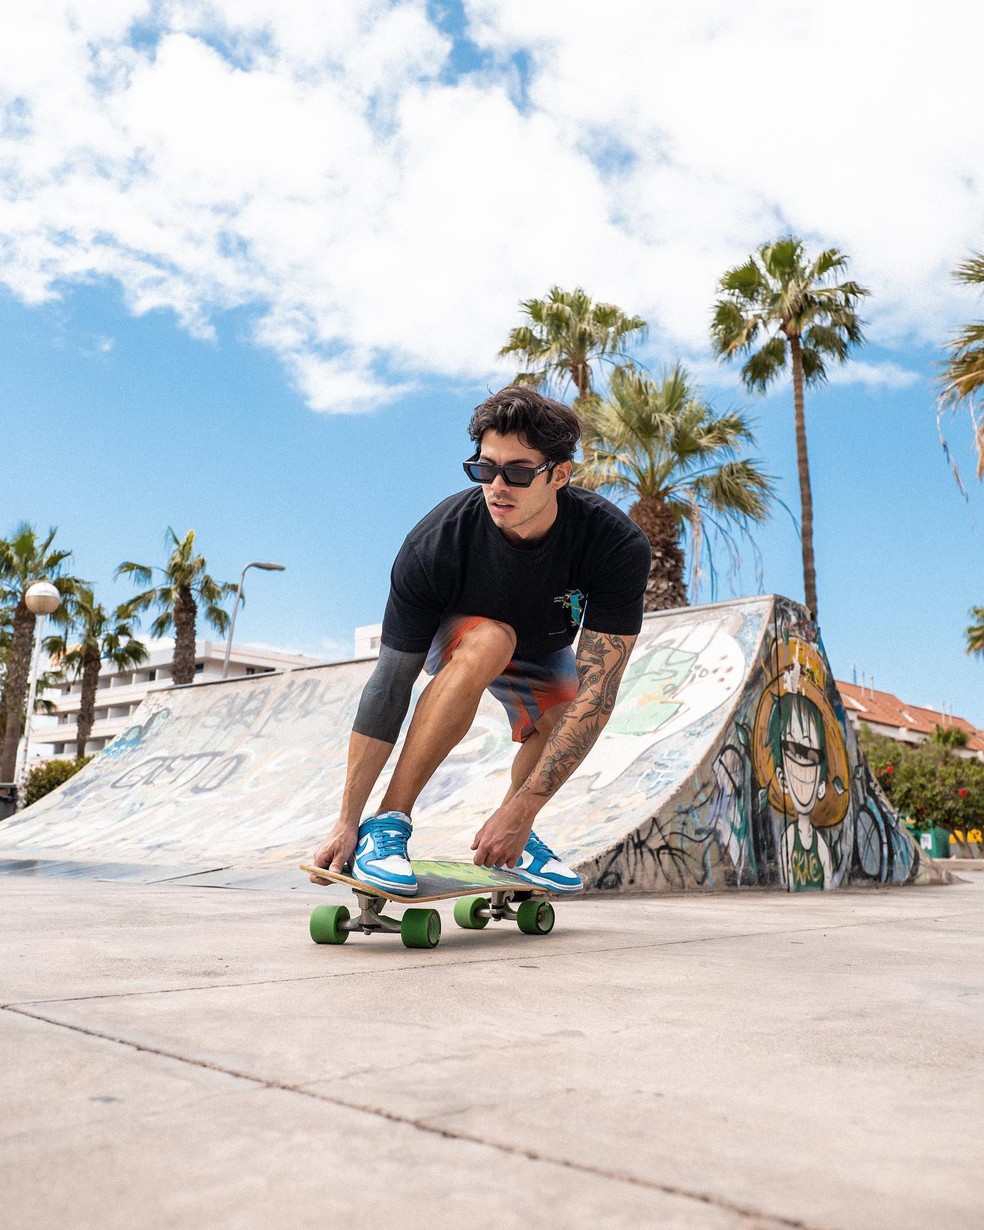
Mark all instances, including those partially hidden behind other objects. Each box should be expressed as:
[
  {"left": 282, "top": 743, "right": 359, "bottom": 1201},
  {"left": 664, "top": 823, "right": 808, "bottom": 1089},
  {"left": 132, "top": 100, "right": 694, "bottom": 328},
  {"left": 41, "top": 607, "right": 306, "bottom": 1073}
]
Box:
[{"left": 837, "top": 680, "right": 984, "bottom": 757}]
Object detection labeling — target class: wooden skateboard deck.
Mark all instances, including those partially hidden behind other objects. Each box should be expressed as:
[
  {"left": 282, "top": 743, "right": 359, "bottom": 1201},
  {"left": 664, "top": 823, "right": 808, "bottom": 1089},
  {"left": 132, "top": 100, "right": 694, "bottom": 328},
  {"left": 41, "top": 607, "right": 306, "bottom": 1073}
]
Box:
[{"left": 300, "top": 858, "right": 541, "bottom": 903}]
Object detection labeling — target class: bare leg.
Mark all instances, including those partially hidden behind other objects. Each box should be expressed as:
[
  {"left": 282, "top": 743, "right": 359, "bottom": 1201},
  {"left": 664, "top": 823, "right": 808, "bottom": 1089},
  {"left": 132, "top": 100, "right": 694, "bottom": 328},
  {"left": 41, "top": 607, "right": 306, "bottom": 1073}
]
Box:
[
  {"left": 502, "top": 701, "right": 569, "bottom": 804},
  {"left": 379, "top": 620, "right": 516, "bottom": 816}
]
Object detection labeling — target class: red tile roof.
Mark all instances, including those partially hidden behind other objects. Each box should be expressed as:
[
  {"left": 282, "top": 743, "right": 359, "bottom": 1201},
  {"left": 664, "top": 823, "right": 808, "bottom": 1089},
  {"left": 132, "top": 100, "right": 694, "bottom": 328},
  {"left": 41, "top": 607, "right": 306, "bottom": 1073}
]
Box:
[{"left": 836, "top": 681, "right": 984, "bottom": 755}]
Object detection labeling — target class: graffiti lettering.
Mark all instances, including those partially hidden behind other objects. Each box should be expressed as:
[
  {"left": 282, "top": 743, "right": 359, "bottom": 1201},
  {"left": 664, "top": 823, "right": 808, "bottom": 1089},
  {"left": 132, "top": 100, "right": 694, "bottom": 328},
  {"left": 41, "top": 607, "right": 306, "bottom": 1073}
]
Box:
[
  {"left": 111, "top": 753, "right": 246, "bottom": 793},
  {"left": 791, "top": 848, "right": 823, "bottom": 889}
]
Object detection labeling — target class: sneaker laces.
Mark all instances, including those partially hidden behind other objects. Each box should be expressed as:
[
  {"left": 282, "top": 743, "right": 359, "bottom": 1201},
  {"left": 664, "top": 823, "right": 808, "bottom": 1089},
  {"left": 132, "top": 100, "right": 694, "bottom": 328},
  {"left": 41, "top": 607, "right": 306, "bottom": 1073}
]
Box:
[
  {"left": 525, "top": 830, "right": 556, "bottom": 862},
  {"left": 367, "top": 818, "right": 410, "bottom": 860}
]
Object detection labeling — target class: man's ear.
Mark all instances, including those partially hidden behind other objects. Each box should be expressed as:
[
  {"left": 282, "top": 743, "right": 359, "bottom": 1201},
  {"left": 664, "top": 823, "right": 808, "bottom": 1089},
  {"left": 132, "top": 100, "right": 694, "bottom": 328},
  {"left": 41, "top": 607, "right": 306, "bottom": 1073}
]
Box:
[{"left": 554, "top": 460, "right": 573, "bottom": 489}]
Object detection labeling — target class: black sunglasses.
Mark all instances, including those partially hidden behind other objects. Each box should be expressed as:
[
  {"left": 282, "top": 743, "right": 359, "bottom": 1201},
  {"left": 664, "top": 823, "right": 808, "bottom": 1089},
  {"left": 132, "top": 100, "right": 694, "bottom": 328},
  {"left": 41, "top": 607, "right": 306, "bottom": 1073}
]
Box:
[
  {"left": 781, "top": 739, "right": 822, "bottom": 767},
  {"left": 462, "top": 459, "right": 557, "bottom": 488}
]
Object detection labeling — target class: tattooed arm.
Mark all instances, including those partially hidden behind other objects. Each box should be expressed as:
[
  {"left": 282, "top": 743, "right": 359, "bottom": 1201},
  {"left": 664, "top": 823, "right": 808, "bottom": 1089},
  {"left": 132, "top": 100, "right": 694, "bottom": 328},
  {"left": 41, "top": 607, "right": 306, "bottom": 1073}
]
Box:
[{"left": 472, "top": 629, "right": 637, "bottom": 867}]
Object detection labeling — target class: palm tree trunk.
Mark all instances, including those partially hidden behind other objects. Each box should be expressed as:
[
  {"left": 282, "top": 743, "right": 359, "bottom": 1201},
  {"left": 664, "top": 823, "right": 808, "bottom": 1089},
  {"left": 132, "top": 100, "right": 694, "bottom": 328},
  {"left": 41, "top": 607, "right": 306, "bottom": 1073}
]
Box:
[
  {"left": 172, "top": 587, "right": 198, "bottom": 685},
  {"left": 0, "top": 602, "right": 37, "bottom": 782},
  {"left": 574, "top": 360, "right": 590, "bottom": 402},
  {"left": 790, "top": 337, "right": 818, "bottom": 616},
  {"left": 628, "top": 495, "right": 688, "bottom": 611},
  {"left": 77, "top": 649, "right": 101, "bottom": 757}
]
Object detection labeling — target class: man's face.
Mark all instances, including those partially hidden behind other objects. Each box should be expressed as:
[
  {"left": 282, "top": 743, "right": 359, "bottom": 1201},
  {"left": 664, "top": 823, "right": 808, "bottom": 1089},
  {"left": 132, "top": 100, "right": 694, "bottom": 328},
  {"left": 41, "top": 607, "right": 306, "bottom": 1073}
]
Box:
[
  {"left": 776, "top": 704, "right": 827, "bottom": 815},
  {"left": 476, "top": 430, "right": 572, "bottom": 545}
]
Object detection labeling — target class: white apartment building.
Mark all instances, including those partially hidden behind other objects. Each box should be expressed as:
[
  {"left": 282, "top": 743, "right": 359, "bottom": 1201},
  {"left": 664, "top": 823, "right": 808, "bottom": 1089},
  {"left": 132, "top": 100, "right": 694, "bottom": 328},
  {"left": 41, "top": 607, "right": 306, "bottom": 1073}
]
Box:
[
  {"left": 354, "top": 623, "right": 383, "bottom": 658},
  {"left": 35, "top": 639, "right": 325, "bottom": 760}
]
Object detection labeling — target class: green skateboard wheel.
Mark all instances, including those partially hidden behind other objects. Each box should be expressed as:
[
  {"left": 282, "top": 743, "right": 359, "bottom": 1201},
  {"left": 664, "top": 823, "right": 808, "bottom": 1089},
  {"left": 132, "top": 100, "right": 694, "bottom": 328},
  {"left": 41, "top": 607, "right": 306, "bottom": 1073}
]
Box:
[
  {"left": 516, "top": 898, "right": 555, "bottom": 935},
  {"left": 401, "top": 908, "right": 442, "bottom": 949},
  {"left": 453, "top": 895, "right": 490, "bottom": 930},
  {"left": 309, "top": 904, "right": 350, "bottom": 944}
]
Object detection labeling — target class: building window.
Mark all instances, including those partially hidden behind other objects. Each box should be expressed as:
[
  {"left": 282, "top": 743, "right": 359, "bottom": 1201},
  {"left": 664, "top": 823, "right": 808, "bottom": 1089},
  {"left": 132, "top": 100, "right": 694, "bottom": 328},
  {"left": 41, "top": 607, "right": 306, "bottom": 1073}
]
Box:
[{"left": 194, "top": 663, "right": 204, "bottom": 674}]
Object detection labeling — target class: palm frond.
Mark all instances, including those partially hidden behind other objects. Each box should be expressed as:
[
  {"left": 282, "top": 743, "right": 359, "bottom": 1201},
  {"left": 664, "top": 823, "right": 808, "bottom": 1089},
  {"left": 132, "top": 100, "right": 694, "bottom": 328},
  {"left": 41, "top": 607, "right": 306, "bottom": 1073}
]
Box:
[
  {"left": 967, "top": 607, "right": 984, "bottom": 656},
  {"left": 953, "top": 253, "right": 984, "bottom": 286},
  {"left": 116, "top": 561, "right": 154, "bottom": 586},
  {"left": 692, "top": 461, "right": 775, "bottom": 521},
  {"left": 800, "top": 347, "right": 828, "bottom": 386},
  {"left": 741, "top": 336, "right": 787, "bottom": 392}
]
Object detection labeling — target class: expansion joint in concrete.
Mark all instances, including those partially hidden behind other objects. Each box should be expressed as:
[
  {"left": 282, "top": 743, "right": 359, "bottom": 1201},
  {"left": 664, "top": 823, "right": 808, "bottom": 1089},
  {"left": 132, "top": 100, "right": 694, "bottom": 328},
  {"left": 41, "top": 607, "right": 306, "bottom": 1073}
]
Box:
[{"left": 3, "top": 1002, "right": 828, "bottom": 1230}]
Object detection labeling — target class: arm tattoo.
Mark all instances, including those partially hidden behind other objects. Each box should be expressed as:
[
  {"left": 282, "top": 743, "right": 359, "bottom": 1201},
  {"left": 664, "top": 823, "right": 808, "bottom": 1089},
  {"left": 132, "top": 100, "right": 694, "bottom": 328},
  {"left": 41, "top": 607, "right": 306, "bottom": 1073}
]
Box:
[
  {"left": 522, "top": 630, "right": 636, "bottom": 800},
  {"left": 574, "top": 630, "right": 630, "bottom": 723},
  {"left": 533, "top": 724, "right": 597, "bottom": 797}
]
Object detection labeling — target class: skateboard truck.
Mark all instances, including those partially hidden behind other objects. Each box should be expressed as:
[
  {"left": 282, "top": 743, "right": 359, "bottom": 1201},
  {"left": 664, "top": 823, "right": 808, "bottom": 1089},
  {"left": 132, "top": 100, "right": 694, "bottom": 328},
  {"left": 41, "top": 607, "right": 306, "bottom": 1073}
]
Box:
[
  {"left": 350, "top": 892, "right": 402, "bottom": 935},
  {"left": 472, "top": 891, "right": 523, "bottom": 923}
]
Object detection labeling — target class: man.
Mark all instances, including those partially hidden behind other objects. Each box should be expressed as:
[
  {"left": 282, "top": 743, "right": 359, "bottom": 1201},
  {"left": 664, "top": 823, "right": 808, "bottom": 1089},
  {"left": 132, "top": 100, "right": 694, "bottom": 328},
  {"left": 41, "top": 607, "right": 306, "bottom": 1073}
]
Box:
[{"left": 311, "top": 386, "right": 652, "bottom": 896}]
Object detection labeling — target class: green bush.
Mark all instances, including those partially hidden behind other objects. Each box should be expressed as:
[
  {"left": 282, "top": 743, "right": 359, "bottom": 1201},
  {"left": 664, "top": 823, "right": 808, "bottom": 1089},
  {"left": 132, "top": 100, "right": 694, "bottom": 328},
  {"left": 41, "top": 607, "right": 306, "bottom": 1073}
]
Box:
[
  {"left": 23, "top": 757, "right": 92, "bottom": 806},
  {"left": 859, "top": 725, "right": 984, "bottom": 835}
]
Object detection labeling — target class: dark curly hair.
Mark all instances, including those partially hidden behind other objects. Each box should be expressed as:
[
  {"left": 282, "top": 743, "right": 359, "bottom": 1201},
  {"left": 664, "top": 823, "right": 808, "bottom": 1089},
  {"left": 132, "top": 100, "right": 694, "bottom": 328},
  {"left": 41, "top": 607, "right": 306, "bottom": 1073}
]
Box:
[{"left": 467, "top": 386, "right": 581, "bottom": 463}]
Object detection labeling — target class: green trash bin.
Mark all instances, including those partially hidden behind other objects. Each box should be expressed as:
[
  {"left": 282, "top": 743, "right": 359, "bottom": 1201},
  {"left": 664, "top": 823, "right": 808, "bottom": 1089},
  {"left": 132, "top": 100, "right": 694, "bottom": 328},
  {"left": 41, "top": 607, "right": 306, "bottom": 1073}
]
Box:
[{"left": 930, "top": 826, "right": 951, "bottom": 859}]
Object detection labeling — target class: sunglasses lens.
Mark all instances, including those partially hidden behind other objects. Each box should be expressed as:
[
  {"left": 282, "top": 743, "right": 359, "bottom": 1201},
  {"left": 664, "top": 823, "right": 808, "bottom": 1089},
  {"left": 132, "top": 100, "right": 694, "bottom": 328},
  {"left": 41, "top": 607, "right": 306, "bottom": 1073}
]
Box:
[
  {"left": 502, "top": 466, "right": 535, "bottom": 487},
  {"left": 782, "top": 740, "right": 821, "bottom": 766},
  {"left": 464, "top": 463, "right": 496, "bottom": 483}
]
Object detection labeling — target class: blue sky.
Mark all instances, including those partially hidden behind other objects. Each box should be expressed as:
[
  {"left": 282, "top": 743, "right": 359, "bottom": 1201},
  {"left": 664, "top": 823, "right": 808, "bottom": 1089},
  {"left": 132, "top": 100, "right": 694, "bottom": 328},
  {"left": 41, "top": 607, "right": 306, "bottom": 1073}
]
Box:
[{"left": 1, "top": 1, "right": 982, "bottom": 726}]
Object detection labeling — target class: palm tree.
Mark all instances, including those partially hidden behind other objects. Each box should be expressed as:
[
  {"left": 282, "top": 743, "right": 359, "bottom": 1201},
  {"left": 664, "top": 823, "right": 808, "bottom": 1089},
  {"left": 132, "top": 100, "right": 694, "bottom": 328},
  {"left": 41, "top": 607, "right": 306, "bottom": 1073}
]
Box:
[
  {"left": 575, "top": 365, "right": 774, "bottom": 611},
  {"left": 932, "top": 724, "right": 969, "bottom": 755},
  {"left": 939, "top": 256, "right": 984, "bottom": 660},
  {"left": 967, "top": 608, "right": 984, "bottom": 658},
  {"left": 116, "top": 529, "right": 235, "bottom": 686},
  {"left": 48, "top": 589, "right": 148, "bottom": 756},
  {"left": 939, "top": 252, "right": 984, "bottom": 481},
  {"left": 0, "top": 524, "right": 81, "bottom": 782},
  {"left": 498, "top": 286, "right": 647, "bottom": 403},
  {"left": 711, "top": 238, "right": 869, "bottom": 616}
]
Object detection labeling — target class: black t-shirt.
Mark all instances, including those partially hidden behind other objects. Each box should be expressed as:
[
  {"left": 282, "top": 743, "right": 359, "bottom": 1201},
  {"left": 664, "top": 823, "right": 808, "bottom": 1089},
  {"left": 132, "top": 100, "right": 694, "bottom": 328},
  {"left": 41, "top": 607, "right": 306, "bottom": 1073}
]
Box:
[{"left": 381, "top": 485, "right": 652, "bottom": 660}]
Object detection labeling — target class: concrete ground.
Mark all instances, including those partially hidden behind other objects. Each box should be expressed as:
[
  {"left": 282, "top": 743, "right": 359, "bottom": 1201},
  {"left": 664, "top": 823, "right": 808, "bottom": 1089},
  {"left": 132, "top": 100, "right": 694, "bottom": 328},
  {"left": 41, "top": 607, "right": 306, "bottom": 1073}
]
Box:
[{"left": 2, "top": 869, "right": 982, "bottom": 1230}]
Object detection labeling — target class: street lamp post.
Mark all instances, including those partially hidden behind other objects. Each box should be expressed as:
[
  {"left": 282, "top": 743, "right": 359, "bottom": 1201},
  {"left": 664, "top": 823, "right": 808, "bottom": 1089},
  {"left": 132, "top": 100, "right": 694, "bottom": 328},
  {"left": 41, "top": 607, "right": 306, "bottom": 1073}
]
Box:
[
  {"left": 222, "top": 562, "right": 285, "bottom": 679},
  {"left": 17, "top": 580, "right": 62, "bottom": 790}
]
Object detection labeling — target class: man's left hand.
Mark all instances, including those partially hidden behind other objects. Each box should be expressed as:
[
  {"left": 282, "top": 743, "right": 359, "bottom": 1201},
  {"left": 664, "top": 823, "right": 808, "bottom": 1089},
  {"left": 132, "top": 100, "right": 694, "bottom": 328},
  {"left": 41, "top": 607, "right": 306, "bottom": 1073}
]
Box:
[{"left": 472, "top": 798, "right": 536, "bottom": 868}]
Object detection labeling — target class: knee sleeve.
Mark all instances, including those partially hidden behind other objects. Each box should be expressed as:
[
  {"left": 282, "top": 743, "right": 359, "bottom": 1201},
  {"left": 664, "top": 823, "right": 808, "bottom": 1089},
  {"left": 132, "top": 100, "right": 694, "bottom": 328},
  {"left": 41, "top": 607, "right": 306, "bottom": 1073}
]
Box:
[{"left": 352, "top": 645, "right": 427, "bottom": 744}]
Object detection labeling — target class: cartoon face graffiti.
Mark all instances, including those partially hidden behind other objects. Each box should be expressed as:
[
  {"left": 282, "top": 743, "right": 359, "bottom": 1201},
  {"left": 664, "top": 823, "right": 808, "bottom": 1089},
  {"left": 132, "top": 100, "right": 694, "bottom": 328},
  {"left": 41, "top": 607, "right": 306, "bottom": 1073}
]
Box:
[
  {"left": 752, "top": 639, "right": 850, "bottom": 829},
  {"left": 769, "top": 692, "right": 828, "bottom": 815}
]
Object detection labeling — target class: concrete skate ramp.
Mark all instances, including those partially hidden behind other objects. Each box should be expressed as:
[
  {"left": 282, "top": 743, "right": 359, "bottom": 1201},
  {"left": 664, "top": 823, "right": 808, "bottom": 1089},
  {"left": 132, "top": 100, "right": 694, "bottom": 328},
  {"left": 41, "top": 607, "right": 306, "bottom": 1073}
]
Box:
[{"left": 0, "top": 595, "right": 943, "bottom": 892}]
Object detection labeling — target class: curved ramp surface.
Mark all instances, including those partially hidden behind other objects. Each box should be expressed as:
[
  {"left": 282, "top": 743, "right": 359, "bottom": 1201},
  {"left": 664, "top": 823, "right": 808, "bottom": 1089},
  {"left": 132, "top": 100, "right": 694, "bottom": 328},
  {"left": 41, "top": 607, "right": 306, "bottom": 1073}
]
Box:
[{"left": 0, "top": 595, "right": 942, "bottom": 891}]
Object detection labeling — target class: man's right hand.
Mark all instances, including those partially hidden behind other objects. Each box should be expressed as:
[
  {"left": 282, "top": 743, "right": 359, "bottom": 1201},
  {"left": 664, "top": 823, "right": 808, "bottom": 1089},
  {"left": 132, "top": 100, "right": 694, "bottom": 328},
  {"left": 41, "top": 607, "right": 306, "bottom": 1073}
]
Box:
[{"left": 309, "top": 822, "right": 359, "bottom": 883}]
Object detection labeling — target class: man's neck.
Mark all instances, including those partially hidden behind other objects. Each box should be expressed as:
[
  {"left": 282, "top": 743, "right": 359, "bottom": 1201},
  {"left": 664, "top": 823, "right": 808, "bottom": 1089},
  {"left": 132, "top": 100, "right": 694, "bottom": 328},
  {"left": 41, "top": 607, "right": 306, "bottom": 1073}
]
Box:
[{"left": 493, "top": 498, "right": 560, "bottom": 548}]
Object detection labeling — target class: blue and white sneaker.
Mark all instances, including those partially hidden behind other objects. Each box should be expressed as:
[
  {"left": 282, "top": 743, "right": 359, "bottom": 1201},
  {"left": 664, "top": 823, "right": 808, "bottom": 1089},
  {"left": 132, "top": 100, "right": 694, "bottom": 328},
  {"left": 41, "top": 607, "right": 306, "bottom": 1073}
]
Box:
[
  {"left": 351, "top": 811, "right": 417, "bottom": 896},
  {"left": 502, "top": 830, "right": 582, "bottom": 894}
]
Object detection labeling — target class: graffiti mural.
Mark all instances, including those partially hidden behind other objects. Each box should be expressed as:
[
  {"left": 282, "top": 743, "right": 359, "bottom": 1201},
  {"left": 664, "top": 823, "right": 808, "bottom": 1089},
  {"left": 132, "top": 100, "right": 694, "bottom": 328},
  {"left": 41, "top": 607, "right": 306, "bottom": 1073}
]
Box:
[
  {"left": 581, "top": 596, "right": 937, "bottom": 892},
  {"left": 0, "top": 596, "right": 943, "bottom": 892}
]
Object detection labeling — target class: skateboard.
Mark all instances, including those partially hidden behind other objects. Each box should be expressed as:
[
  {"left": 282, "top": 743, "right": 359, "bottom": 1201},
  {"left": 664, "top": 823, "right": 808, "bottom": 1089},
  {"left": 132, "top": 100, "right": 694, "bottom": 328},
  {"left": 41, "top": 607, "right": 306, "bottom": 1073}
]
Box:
[{"left": 300, "top": 859, "right": 566, "bottom": 950}]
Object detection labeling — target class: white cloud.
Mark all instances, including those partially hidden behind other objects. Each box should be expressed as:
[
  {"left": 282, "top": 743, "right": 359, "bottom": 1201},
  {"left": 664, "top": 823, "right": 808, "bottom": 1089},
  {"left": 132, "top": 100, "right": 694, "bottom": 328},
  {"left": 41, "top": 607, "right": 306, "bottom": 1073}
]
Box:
[
  {"left": 824, "top": 361, "right": 921, "bottom": 391},
  {"left": 0, "top": 1, "right": 982, "bottom": 411}
]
